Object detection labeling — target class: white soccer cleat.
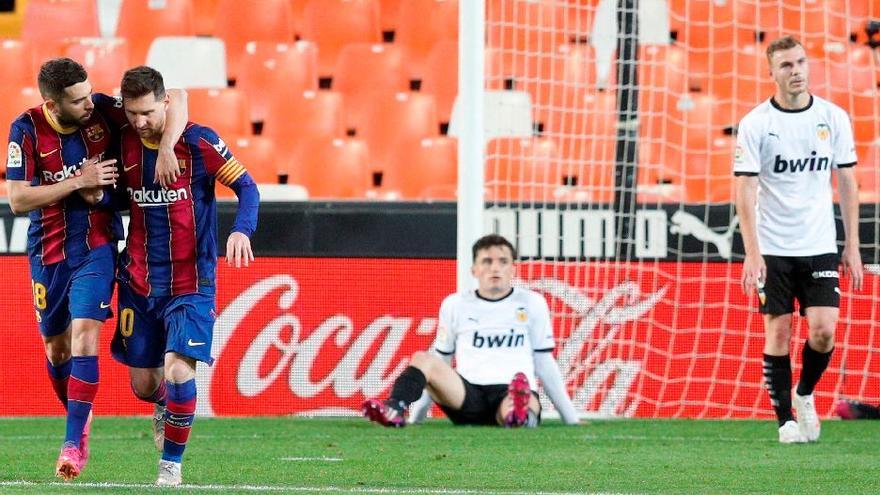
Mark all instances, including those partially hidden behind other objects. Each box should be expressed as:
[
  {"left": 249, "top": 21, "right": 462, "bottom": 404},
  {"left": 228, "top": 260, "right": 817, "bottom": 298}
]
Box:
[
  {"left": 778, "top": 420, "right": 807, "bottom": 444},
  {"left": 152, "top": 403, "right": 166, "bottom": 452},
  {"left": 793, "top": 392, "right": 820, "bottom": 442},
  {"left": 156, "top": 459, "right": 182, "bottom": 487}
]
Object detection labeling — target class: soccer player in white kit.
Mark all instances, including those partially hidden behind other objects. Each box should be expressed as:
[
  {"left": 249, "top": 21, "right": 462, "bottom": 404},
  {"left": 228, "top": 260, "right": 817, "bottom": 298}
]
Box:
[
  {"left": 734, "top": 36, "right": 863, "bottom": 444},
  {"left": 362, "top": 234, "right": 579, "bottom": 427}
]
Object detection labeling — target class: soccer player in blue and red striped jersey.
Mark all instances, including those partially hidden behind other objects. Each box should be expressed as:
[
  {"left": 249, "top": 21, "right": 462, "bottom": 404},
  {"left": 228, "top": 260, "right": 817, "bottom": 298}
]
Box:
[
  {"left": 106, "top": 66, "right": 259, "bottom": 487},
  {"left": 6, "top": 58, "right": 188, "bottom": 481}
]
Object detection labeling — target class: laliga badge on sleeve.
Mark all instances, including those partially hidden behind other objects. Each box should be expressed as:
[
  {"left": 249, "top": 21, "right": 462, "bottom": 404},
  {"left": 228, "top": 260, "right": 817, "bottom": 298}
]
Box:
[{"left": 7, "top": 142, "right": 22, "bottom": 168}]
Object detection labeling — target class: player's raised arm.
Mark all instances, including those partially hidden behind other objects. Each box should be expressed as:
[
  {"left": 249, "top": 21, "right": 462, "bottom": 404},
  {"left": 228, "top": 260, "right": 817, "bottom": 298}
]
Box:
[{"left": 155, "top": 89, "right": 188, "bottom": 188}]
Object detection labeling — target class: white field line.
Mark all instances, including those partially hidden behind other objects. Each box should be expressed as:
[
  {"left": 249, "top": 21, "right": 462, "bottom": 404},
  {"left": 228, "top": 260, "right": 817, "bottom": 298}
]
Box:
[
  {"left": 279, "top": 456, "right": 343, "bottom": 462},
  {"left": 0, "top": 481, "right": 638, "bottom": 495}
]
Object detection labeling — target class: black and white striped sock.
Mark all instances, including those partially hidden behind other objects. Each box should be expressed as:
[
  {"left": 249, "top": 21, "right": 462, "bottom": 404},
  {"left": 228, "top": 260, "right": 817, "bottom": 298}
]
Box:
[{"left": 763, "top": 354, "right": 794, "bottom": 427}]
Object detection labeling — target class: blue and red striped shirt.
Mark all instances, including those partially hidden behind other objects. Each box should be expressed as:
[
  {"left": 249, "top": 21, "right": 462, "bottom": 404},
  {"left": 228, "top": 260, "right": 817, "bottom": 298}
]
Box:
[
  {"left": 116, "top": 122, "right": 258, "bottom": 297},
  {"left": 6, "top": 93, "right": 125, "bottom": 265}
]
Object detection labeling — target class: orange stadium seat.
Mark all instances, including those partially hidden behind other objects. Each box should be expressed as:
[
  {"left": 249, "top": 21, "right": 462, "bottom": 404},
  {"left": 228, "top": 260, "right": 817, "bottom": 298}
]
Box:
[
  {"left": 682, "top": 136, "right": 735, "bottom": 203},
  {"left": 289, "top": 137, "right": 371, "bottom": 198},
  {"left": 0, "top": 39, "right": 37, "bottom": 92},
  {"left": 288, "top": 0, "right": 309, "bottom": 36},
  {"left": 227, "top": 135, "right": 282, "bottom": 184},
  {"left": 638, "top": 44, "right": 689, "bottom": 111},
  {"left": 0, "top": 87, "right": 44, "bottom": 176},
  {"left": 395, "top": 0, "right": 458, "bottom": 79},
  {"left": 831, "top": 91, "right": 879, "bottom": 146},
  {"left": 191, "top": 0, "right": 219, "bottom": 35},
  {"left": 301, "top": 0, "right": 381, "bottom": 77},
  {"left": 421, "top": 40, "right": 457, "bottom": 124},
  {"left": 638, "top": 140, "right": 685, "bottom": 200},
  {"left": 236, "top": 41, "right": 318, "bottom": 124},
  {"left": 543, "top": 90, "right": 616, "bottom": 143},
  {"left": 263, "top": 90, "right": 345, "bottom": 154},
  {"left": 351, "top": 92, "right": 438, "bottom": 174},
  {"left": 378, "top": 0, "right": 402, "bottom": 32},
  {"left": 116, "top": 0, "right": 195, "bottom": 66},
  {"left": 486, "top": 0, "right": 568, "bottom": 53},
  {"left": 386, "top": 136, "right": 457, "bottom": 199},
  {"left": 494, "top": 43, "right": 599, "bottom": 125},
  {"left": 827, "top": 45, "right": 877, "bottom": 97},
  {"left": 668, "top": 0, "right": 750, "bottom": 51},
  {"left": 213, "top": 0, "right": 295, "bottom": 82},
  {"left": 22, "top": 0, "right": 100, "bottom": 61},
  {"left": 752, "top": 0, "right": 853, "bottom": 50},
  {"left": 332, "top": 43, "right": 408, "bottom": 127},
  {"left": 63, "top": 38, "right": 130, "bottom": 95},
  {"left": 0, "top": 0, "right": 28, "bottom": 38},
  {"left": 486, "top": 137, "right": 562, "bottom": 203},
  {"left": 188, "top": 88, "right": 252, "bottom": 137}
]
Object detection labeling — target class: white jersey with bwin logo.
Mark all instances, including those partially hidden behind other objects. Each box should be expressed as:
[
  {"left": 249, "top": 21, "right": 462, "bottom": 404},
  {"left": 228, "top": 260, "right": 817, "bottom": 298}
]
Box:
[
  {"left": 734, "top": 95, "right": 857, "bottom": 256},
  {"left": 433, "top": 287, "right": 555, "bottom": 389}
]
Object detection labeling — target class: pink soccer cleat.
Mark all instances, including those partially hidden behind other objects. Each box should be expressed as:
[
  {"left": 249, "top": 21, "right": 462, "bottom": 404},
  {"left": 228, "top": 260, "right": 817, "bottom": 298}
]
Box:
[
  {"left": 55, "top": 444, "right": 84, "bottom": 481},
  {"left": 361, "top": 398, "right": 407, "bottom": 427},
  {"left": 504, "top": 372, "right": 531, "bottom": 427}
]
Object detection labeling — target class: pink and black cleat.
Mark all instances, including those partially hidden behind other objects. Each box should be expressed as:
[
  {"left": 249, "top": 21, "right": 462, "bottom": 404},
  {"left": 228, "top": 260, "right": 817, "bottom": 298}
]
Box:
[
  {"left": 55, "top": 443, "right": 85, "bottom": 481},
  {"left": 504, "top": 372, "right": 531, "bottom": 427},
  {"left": 361, "top": 398, "right": 408, "bottom": 427},
  {"left": 835, "top": 399, "right": 880, "bottom": 420}
]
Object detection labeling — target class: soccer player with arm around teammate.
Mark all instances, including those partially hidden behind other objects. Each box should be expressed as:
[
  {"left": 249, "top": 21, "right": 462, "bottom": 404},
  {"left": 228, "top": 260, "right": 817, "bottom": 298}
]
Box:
[
  {"left": 6, "top": 57, "right": 186, "bottom": 481},
  {"left": 363, "top": 234, "right": 580, "bottom": 428},
  {"left": 106, "top": 66, "right": 259, "bottom": 486},
  {"left": 734, "top": 36, "right": 863, "bottom": 444}
]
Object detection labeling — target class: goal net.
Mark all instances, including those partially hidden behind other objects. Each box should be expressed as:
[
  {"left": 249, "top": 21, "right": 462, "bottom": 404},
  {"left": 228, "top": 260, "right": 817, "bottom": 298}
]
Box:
[{"left": 480, "top": 0, "right": 880, "bottom": 419}]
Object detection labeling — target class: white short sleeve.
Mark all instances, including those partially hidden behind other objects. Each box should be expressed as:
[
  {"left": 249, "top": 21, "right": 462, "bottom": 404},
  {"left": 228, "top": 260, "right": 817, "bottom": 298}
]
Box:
[
  {"left": 832, "top": 107, "right": 857, "bottom": 167},
  {"left": 433, "top": 295, "right": 456, "bottom": 355},
  {"left": 528, "top": 294, "right": 555, "bottom": 351},
  {"left": 734, "top": 114, "right": 762, "bottom": 174}
]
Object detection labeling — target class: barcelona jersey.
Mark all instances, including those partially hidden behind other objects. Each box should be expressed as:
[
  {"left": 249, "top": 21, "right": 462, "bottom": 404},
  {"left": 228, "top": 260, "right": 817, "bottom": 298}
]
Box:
[
  {"left": 116, "top": 123, "right": 253, "bottom": 297},
  {"left": 6, "top": 93, "right": 125, "bottom": 265}
]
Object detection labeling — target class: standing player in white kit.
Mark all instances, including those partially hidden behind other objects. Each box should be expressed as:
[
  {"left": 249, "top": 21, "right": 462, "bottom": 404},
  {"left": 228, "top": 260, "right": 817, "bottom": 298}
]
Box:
[
  {"left": 362, "top": 234, "right": 579, "bottom": 427},
  {"left": 735, "top": 36, "right": 863, "bottom": 444}
]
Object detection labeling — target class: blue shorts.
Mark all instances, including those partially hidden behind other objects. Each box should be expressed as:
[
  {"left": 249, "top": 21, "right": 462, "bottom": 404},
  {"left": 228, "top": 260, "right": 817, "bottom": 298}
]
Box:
[
  {"left": 30, "top": 243, "right": 116, "bottom": 337},
  {"left": 110, "top": 282, "right": 217, "bottom": 368}
]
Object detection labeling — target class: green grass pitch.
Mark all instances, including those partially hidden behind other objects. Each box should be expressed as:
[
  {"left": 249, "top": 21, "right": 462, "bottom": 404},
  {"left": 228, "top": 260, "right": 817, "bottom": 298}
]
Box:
[{"left": 1, "top": 417, "right": 878, "bottom": 494}]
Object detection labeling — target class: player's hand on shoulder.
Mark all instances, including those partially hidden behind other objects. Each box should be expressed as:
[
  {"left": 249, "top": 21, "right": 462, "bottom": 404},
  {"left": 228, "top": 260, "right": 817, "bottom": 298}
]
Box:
[
  {"left": 155, "top": 146, "right": 180, "bottom": 189},
  {"left": 841, "top": 246, "right": 863, "bottom": 291},
  {"left": 226, "top": 231, "right": 254, "bottom": 268},
  {"left": 76, "top": 156, "right": 118, "bottom": 189}
]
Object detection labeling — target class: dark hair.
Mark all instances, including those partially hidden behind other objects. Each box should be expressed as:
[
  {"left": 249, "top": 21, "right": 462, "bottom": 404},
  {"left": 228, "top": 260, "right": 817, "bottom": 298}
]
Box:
[
  {"left": 766, "top": 36, "right": 803, "bottom": 65},
  {"left": 472, "top": 234, "right": 517, "bottom": 261},
  {"left": 38, "top": 58, "right": 88, "bottom": 102},
  {"left": 120, "top": 66, "right": 166, "bottom": 100}
]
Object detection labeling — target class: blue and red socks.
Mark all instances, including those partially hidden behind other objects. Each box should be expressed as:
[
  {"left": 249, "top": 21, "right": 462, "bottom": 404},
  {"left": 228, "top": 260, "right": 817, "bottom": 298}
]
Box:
[
  {"left": 162, "top": 379, "right": 196, "bottom": 463},
  {"left": 46, "top": 358, "right": 72, "bottom": 409},
  {"left": 65, "top": 356, "right": 98, "bottom": 446}
]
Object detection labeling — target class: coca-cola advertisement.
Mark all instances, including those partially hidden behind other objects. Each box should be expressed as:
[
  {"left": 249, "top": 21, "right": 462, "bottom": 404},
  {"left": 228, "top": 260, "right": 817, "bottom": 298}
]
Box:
[{"left": 1, "top": 257, "right": 877, "bottom": 418}]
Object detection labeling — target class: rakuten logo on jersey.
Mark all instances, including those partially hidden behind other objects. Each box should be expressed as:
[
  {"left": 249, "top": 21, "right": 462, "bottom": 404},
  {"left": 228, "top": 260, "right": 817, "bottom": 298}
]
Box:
[
  {"left": 773, "top": 151, "right": 830, "bottom": 173},
  {"left": 41, "top": 163, "right": 78, "bottom": 183},
  {"left": 127, "top": 186, "right": 189, "bottom": 206}
]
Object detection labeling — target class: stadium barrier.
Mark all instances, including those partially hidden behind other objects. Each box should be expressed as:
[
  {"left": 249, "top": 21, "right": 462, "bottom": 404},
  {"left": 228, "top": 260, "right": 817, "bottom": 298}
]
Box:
[{"left": 0, "top": 202, "right": 877, "bottom": 418}]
